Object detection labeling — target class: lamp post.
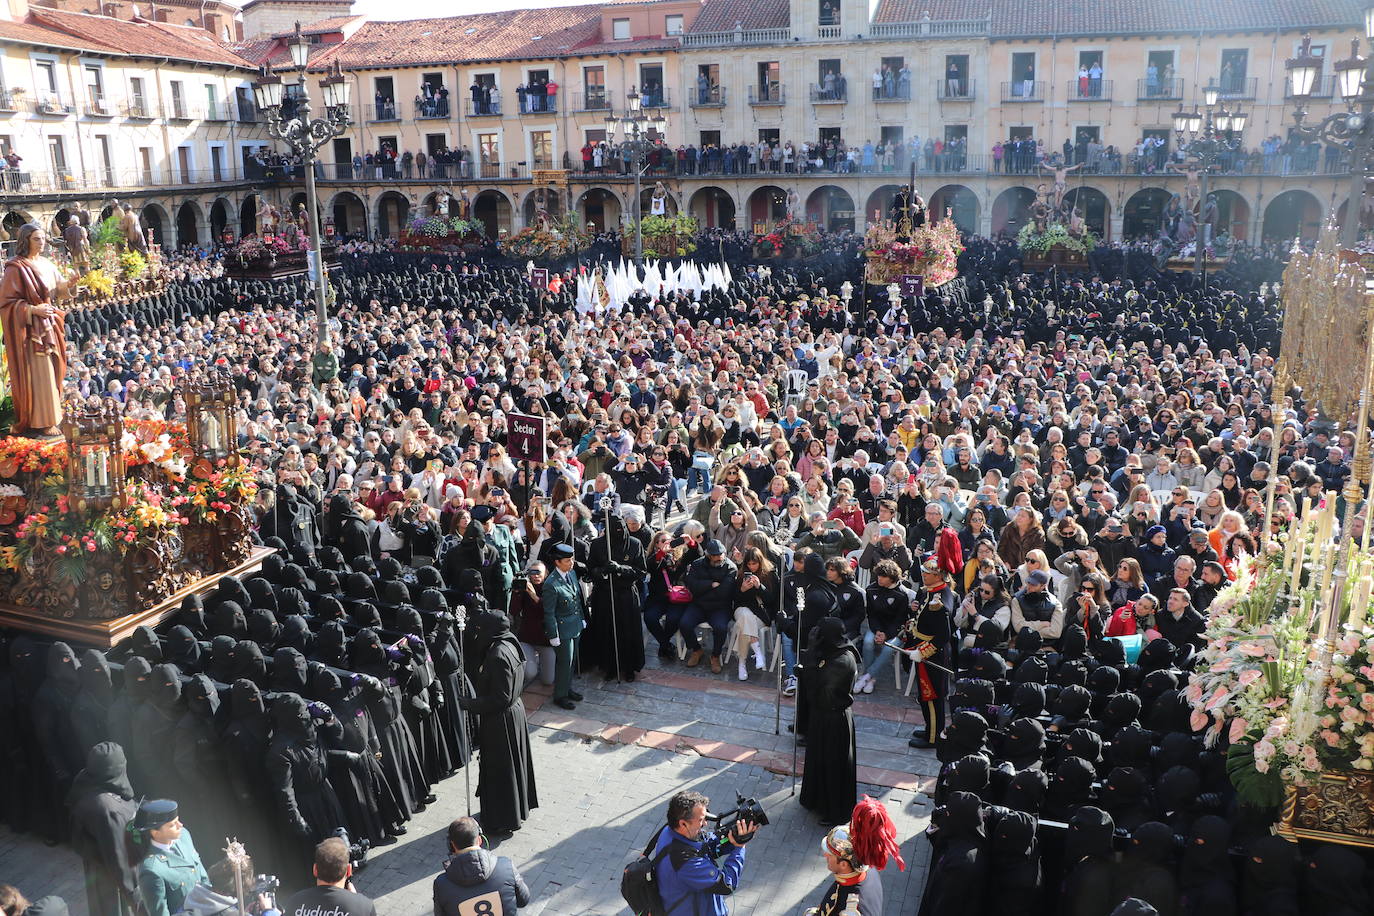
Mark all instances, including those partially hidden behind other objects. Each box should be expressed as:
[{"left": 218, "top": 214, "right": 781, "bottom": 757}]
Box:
[
  {"left": 604, "top": 86, "right": 666, "bottom": 265},
  {"left": 1172, "top": 90, "right": 1247, "bottom": 283},
  {"left": 1287, "top": 22, "right": 1374, "bottom": 248},
  {"left": 252, "top": 24, "right": 351, "bottom": 346}
]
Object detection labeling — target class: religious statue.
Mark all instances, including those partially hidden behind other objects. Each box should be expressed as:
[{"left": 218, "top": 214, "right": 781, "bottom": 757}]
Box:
[
  {"left": 1163, "top": 193, "right": 1184, "bottom": 238},
  {"left": 590, "top": 265, "right": 611, "bottom": 311},
  {"left": 1199, "top": 193, "right": 1219, "bottom": 247},
  {"left": 889, "top": 185, "right": 912, "bottom": 223},
  {"left": 295, "top": 202, "right": 313, "bottom": 243},
  {"left": 1068, "top": 206, "right": 1086, "bottom": 238},
  {"left": 0, "top": 222, "right": 73, "bottom": 436},
  {"left": 910, "top": 191, "right": 927, "bottom": 228},
  {"left": 432, "top": 192, "right": 449, "bottom": 219},
  {"left": 281, "top": 215, "right": 300, "bottom": 249},
  {"left": 1038, "top": 161, "right": 1082, "bottom": 212},
  {"left": 532, "top": 188, "right": 554, "bottom": 231},
  {"left": 456, "top": 189, "right": 471, "bottom": 220},
  {"left": 255, "top": 198, "right": 277, "bottom": 238},
  {"left": 785, "top": 187, "right": 801, "bottom": 220},
  {"left": 1168, "top": 161, "right": 1204, "bottom": 213},
  {"left": 652, "top": 182, "right": 669, "bottom": 216},
  {"left": 63, "top": 209, "right": 90, "bottom": 273},
  {"left": 119, "top": 204, "right": 147, "bottom": 254},
  {"left": 1029, "top": 186, "right": 1053, "bottom": 233},
  {"left": 1176, "top": 208, "right": 1197, "bottom": 246}
]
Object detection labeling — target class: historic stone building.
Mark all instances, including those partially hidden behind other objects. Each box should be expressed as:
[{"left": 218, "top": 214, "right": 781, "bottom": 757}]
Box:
[{"left": 0, "top": 0, "right": 1366, "bottom": 247}]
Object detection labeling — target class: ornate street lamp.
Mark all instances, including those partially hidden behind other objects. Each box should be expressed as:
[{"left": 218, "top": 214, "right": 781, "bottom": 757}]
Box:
[
  {"left": 1173, "top": 90, "right": 1246, "bottom": 281},
  {"left": 604, "top": 86, "right": 668, "bottom": 265},
  {"left": 1287, "top": 22, "right": 1374, "bottom": 246},
  {"left": 252, "top": 24, "right": 351, "bottom": 345}
]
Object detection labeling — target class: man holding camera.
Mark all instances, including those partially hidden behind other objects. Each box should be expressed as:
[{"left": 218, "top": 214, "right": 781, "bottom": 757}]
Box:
[
  {"left": 652, "top": 791, "right": 757, "bottom": 916},
  {"left": 280, "top": 838, "right": 375, "bottom": 916}
]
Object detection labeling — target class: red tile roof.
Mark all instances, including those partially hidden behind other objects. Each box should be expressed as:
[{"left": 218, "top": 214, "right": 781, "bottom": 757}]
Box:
[
  {"left": 0, "top": 17, "right": 121, "bottom": 53},
  {"left": 687, "top": 0, "right": 789, "bottom": 32},
  {"left": 871, "top": 0, "right": 1364, "bottom": 35},
  {"left": 24, "top": 8, "right": 256, "bottom": 67},
  {"left": 271, "top": 16, "right": 367, "bottom": 38},
  {"left": 316, "top": 6, "right": 616, "bottom": 68}
]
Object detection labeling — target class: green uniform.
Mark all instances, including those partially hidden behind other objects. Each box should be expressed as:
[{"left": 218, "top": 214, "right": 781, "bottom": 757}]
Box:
[
  {"left": 542, "top": 568, "right": 586, "bottom": 701},
  {"left": 137, "top": 829, "right": 209, "bottom": 916}
]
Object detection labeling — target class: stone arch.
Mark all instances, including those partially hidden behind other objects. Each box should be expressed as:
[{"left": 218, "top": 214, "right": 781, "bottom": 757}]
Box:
[
  {"left": 329, "top": 191, "right": 367, "bottom": 239},
  {"left": 52, "top": 208, "right": 74, "bottom": 235},
  {"left": 289, "top": 191, "right": 308, "bottom": 214},
  {"left": 3, "top": 210, "right": 33, "bottom": 240},
  {"left": 239, "top": 195, "right": 258, "bottom": 237},
  {"left": 578, "top": 187, "right": 622, "bottom": 233},
  {"left": 1209, "top": 190, "right": 1250, "bottom": 242},
  {"left": 1062, "top": 186, "right": 1111, "bottom": 241},
  {"left": 209, "top": 197, "right": 232, "bottom": 241},
  {"left": 142, "top": 202, "right": 169, "bottom": 247},
  {"left": 374, "top": 191, "right": 411, "bottom": 238},
  {"left": 929, "top": 185, "right": 980, "bottom": 235},
  {"left": 472, "top": 189, "right": 513, "bottom": 238},
  {"left": 1122, "top": 188, "right": 1172, "bottom": 240},
  {"left": 805, "top": 185, "right": 855, "bottom": 232},
  {"left": 747, "top": 185, "right": 788, "bottom": 226},
  {"left": 175, "top": 200, "right": 203, "bottom": 248},
  {"left": 1263, "top": 189, "right": 1323, "bottom": 243},
  {"left": 688, "top": 186, "right": 734, "bottom": 229},
  {"left": 990, "top": 186, "right": 1037, "bottom": 236},
  {"left": 522, "top": 188, "right": 565, "bottom": 227},
  {"left": 865, "top": 185, "right": 906, "bottom": 224},
  {"left": 638, "top": 184, "right": 678, "bottom": 219}
]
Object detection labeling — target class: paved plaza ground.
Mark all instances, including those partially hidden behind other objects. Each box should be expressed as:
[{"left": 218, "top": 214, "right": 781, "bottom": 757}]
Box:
[{"left": 0, "top": 644, "right": 934, "bottom": 915}]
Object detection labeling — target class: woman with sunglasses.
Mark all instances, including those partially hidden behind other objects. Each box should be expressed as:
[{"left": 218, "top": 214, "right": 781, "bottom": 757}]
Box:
[{"left": 955, "top": 574, "right": 1010, "bottom": 649}]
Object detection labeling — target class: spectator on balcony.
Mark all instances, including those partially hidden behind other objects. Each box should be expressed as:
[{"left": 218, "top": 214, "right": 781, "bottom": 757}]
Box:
[
  {"left": 545, "top": 79, "right": 558, "bottom": 111},
  {"left": 1090, "top": 61, "right": 1103, "bottom": 96},
  {"left": 822, "top": 70, "right": 836, "bottom": 101},
  {"left": 697, "top": 72, "right": 709, "bottom": 105},
  {"left": 401, "top": 150, "right": 413, "bottom": 179},
  {"left": 1078, "top": 65, "right": 1090, "bottom": 98},
  {"left": 992, "top": 141, "right": 1004, "bottom": 173},
  {"left": 947, "top": 60, "right": 962, "bottom": 98},
  {"left": 374, "top": 91, "right": 386, "bottom": 121},
  {"left": 437, "top": 86, "right": 449, "bottom": 116},
  {"left": 1021, "top": 64, "right": 1035, "bottom": 99},
  {"left": 470, "top": 79, "right": 486, "bottom": 115},
  {"left": 862, "top": 141, "right": 875, "bottom": 173},
  {"left": 515, "top": 83, "right": 527, "bottom": 114},
  {"left": 415, "top": 151, "right": 427, "bottom": 179},
  {"left": 898, "top": 64, "right": 911, "bottom": 100},
  {"left": 871, "top": 67, "right": 882, "bottom": 100},
  {"left": 882, "top": 65, "right": 895, "bottom": 100},
  {"left": 1146, "top": 62, "right": 1160, "bottom": 97}
]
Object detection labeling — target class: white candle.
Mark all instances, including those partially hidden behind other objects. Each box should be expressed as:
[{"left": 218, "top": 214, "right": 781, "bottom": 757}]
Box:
[
  {"left": 1349, "top": 574, "right": 1371, "bottom": 626},
  {"left": 97, "top": 451, "right": 109, "bottom": 488},
  {"left": 85, "top": 451, "right": 96, "bottom": 488}
]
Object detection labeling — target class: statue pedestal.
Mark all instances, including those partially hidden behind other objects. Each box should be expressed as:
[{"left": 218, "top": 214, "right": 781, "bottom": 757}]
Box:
[
  {"left": 0, "top": 546, "right": 273, "bottom": 648},
  {"left": 1277, "top": 769, "right": 1374, "bottom": 849}
]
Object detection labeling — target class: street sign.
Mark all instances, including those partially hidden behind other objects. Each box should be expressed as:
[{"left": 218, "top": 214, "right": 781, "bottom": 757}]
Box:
[
  {"left": 899, "top": 274, "right": 924, "bottom": 297},
  {"left": 507, "top": 413, "right": 547, "bottom": 463}
]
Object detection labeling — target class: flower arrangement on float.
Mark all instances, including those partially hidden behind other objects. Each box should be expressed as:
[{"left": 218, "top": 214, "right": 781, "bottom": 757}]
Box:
[
  {"left": 640, "top": 213, "right": 698, "bottom": 258},
  {"left": 862, "top": 217, "right": 963, "bottom": 287},
  {"left": 1016, "top": 221, "right": 1098, "bottom": 256},
  {"left": 498, "top": 214, "right": 590, "bottom": 260}
]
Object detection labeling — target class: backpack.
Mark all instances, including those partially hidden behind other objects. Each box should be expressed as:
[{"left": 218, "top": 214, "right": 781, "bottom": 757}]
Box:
[{"left": 620, "top": 827, "right": 694, "bottom": 916}]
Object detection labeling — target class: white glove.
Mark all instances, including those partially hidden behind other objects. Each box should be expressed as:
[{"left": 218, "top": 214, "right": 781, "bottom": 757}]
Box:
[{"left": 550, "top": 637, "right": 562, "bottom": 647}]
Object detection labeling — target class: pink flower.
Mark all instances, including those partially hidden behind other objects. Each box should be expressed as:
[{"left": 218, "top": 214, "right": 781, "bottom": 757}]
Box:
[
  {"left": 1341, "top": 705, "right": 1364, "bottom": 724},
  {"left": 1322, "top": 715, "right": 1338, "bottom": 728},
  {"left": 1324, "top": 730, "right": 1343, "bottom": 747},
  {"left": 1186, "top": 683, "right": 1204, "bottom": 704},
  {"left": 1210, "top": 657, "right": 1234, "bottom": 672},
  {"left": 1237, "top": 669, "right": 1263, "bottom": 689},
  {"left": 1238, "top": 643, "right": 1267, "bottom": 657},
  {"left": 1229, "top": 717, "right": 1249, "bottom": 743},
  {"left": 1190, "top": 709, "right": 1210, "bottom": 733},
  {"left": 1205, "top": 688, "right": 1231, "bottom": 711}
]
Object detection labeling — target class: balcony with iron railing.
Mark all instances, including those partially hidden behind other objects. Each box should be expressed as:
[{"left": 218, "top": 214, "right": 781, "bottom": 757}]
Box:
[
  {"left": 0, "top": 167, "right": 258, "bottom": 195},
  {"left": 1207, "top": 76, "right": 1258, "bottom": 100},
  {"left": 809, "top": 83, "right": 847, "bottom": 103},
  {"left": 163, "top": 102, "right": 196, "bottom": 120},
  {"left": 682, "top": 27, "right": 790, "bottom": 47},
  {"left": 1067, "top": 79, "right": 1112, "bottom": 102},
  {"left": 689, "top": 86, "right": 726, "bottom": 107},
  {"left": 367, "top": 99, "right": 402, "bottom": 122},
  {"left": 936, "top": 79, "right": 975, "bottom": 101},
  {"left": 1137, "top": 77, "right": 1185, "bottom": 101},
  {"left": 122, "top": 99, "right": 155, "bottom": 119},
  {"left": 573, "top": 89, "right": 613, "bottom": 112},
  {"left": 873, "top": 85, "right": 911, "bottom": 103},
  {"left": 466, "top": 95, "right": 502, "bottom": 117},
  {"left": 515, "top": 92, "right": 558, "bottom": 115},
  {"left": 31, "top": 94, "right": 74, "bottom": 116},
  {"left": 414, "top": 95, "right": 453, "bottom": 119},
  {"left": 82, "top": 94, "right": 114, "bottom": 117},
  {"left": 640, "top": 87, "right": 671, "bottom": 109},
  {"left": 204, "top": 101, "right": 235, "bottom": 121},
  {"left": 1001, "top": 80, "right": 1045, "bottom": 102},
  {"left": 0, "top": 90, "right": 16, "bottom": 112},
  {"left": 748, "top": 84, "right": 785, "bottom": 106}
]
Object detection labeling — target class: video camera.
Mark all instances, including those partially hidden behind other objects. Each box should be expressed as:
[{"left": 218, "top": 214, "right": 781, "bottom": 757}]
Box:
[
  {"left": 706, "top": 792, "right": 770, "bottom": 840},
  {"left": 333, "top": 827, "right": 370, "bottom": 872}
]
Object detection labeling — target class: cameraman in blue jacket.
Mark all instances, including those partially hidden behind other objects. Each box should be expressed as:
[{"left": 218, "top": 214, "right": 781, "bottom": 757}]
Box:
[{"left": 653, "top": 791, "right": 758, "bottom": 916}]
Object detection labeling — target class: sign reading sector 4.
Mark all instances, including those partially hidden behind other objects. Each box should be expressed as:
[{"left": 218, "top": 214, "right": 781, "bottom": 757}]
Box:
[{"left": 507, "top": 413, "right": 547, "bottom": 463}]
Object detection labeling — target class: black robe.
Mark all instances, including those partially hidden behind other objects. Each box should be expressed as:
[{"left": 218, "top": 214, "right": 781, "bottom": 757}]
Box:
[
  {"left": 584, "top": 523, "right": 647, "bottom": 678},
  {"left": 348, "top": 629, "right": 430, "bottom": 815},
  {"left": 799, "top": 627, "right": 859, "bottom": 825},
  {"left": 70, "top": 649, "right": 116, "bottom": 755},
  {"left": 221, "top": 679, "right": 284, "bottom": 877},
  {"left": 310, "top": 668, "right": 407, "bottom": 846},
  {"left": 67, "top": 742, "right": 139, "bottom": 916},
  {"left": 172, "top": 675, "right": 232, "bottom": 848},
  {"left": 918, "top": 791, "right": 987, "bottom": 916},
  {"left": 266, "top": 693, "right": 349, "bottom": 878},
  {"left": 460, "top": 614, "right": 538, "bottom": 834}
]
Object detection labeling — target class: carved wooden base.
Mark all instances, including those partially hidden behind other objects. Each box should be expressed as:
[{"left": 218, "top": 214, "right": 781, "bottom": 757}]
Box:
[
  {"left": 1164, "top": 257, "right": 1229, "bottom": 273},
  {"left": 1276, "top": 769, "right": 1374, "bottom": 849},
  {"left": 0, "top": 546, "right": 274, "bottom": 648}
]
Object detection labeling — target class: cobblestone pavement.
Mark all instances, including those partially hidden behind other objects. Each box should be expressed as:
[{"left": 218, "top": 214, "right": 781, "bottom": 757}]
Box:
[{"left": 0, "top": 646, "right": 933, "bottom": 915}]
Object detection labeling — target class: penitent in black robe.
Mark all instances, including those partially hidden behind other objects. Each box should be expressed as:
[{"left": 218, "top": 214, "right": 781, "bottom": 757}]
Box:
[
  {"left": 462, "top": 616, "right": 538, "bottom": 834},
  {"left": 798, "top": 637, "right": 859, "bottom": 825}
]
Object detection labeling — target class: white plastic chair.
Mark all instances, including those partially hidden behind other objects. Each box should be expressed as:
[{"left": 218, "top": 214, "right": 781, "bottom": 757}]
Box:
[
  {"left": 846, "top": 548, "right": 872, "bottom": 589},
  {"left": 785, "top": 369, "right": 810, "bottom": 407}
]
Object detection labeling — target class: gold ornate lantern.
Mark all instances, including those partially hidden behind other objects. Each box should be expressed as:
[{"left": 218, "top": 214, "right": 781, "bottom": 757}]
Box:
[
  {"left": 184, "top": 368, "right": 239, "bottom": 467},
  {"left": 61, "top": 399, "right": 125, "bottom": 514}
]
